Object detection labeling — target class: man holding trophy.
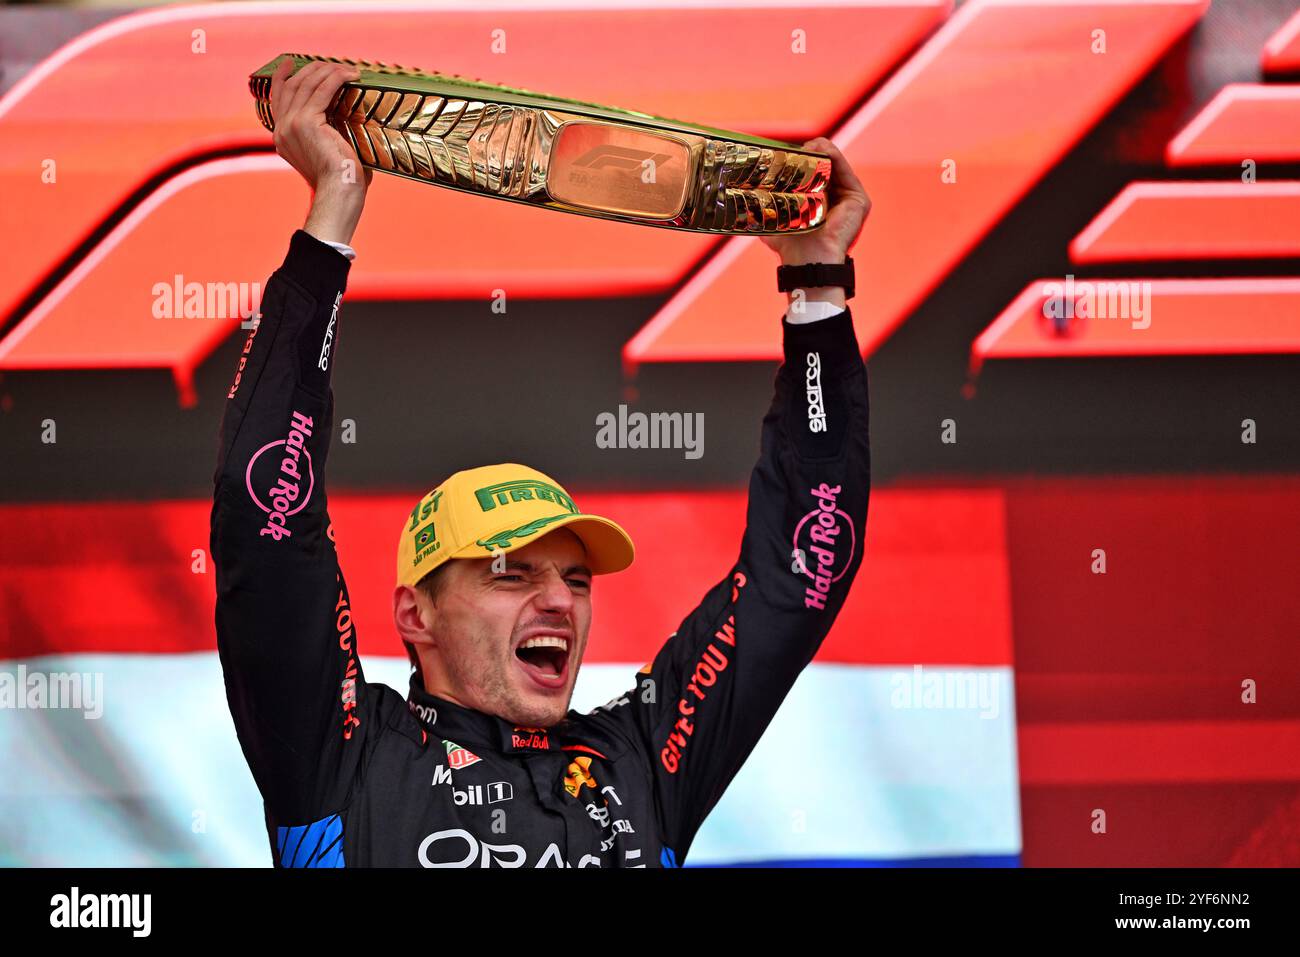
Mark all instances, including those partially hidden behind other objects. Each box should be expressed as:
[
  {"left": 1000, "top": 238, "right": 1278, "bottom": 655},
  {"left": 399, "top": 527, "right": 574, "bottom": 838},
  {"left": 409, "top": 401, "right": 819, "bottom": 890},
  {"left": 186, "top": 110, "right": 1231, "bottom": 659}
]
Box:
[{"left": 211, "top": 58, "right": 871, "bottom": 867}]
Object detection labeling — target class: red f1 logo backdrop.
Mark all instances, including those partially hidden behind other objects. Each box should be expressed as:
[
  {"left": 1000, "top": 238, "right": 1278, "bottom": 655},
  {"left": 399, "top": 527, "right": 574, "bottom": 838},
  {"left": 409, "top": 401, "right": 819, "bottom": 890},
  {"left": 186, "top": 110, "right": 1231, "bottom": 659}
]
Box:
[{"left": 2, "top": 0, "right": 1296, "bottom": 403}]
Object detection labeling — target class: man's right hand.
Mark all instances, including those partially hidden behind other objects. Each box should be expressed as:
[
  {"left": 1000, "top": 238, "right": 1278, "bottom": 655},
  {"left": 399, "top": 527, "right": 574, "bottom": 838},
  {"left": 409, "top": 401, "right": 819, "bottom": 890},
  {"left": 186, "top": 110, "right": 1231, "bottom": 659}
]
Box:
[{"left": 269, "top": 57, "right": 372, "bottom": 246}]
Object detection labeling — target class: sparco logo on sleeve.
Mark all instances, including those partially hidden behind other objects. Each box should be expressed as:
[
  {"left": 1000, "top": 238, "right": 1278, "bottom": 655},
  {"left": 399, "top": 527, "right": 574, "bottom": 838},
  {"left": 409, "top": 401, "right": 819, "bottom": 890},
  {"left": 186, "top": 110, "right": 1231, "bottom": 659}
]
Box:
[
  {"left": 793, "top": 483, "right": 856, "bottom": 611},
  {"left": 805, "top": 352, "right": 827, "bottom": 432},
  {"left": 245, "top": 410, "right": 315, "bottom": 540},
  {"left": 318, "top": 291, "right": 340, "bottom": 371}
]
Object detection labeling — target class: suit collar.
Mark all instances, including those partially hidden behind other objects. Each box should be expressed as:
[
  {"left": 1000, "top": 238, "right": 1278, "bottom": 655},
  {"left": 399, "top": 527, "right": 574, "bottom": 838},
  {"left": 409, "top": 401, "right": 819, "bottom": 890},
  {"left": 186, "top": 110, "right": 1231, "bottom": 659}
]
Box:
[{"left": 406, "top": 676, "right": 563, "bottom": 755}]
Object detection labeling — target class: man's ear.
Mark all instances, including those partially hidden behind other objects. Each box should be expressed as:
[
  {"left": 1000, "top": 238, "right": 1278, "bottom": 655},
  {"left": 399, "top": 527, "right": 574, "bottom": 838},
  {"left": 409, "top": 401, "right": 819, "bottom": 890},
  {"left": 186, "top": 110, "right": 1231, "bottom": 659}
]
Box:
[{"left": 392, "top": 584, "right": 433, "bottom": 644}]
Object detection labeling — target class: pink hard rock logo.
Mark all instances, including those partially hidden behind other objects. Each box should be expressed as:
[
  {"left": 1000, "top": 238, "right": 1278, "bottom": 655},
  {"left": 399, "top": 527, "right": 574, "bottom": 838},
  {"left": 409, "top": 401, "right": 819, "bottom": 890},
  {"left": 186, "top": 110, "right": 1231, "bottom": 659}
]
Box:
[
  {"left": 245, "top": 410, "right": 315, "bottom": 540},
  {"left": 792, "top": 482, "right": 855, "bottom": 611}
]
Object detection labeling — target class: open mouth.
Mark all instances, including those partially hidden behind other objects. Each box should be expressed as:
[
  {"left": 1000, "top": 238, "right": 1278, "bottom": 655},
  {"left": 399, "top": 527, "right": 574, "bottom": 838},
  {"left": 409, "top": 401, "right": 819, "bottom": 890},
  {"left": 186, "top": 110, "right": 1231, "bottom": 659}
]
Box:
[{"left": 514, "top": 635, "right": 570, "bottom": 690}]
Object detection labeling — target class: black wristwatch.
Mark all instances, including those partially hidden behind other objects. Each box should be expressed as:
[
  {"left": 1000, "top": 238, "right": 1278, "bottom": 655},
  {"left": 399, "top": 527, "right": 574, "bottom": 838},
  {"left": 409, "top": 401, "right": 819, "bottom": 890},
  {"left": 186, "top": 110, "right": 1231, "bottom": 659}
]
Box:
[{"left": 776, "top": 255, "right": 855, "bottom": 300}]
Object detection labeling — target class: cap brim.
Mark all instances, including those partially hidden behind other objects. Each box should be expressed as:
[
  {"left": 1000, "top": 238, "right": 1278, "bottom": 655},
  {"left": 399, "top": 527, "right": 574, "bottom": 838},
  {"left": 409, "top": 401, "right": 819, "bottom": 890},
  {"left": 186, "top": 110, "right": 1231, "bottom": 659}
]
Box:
[{"left": 449, "top": 512, "right": 635, "bottom": 575}]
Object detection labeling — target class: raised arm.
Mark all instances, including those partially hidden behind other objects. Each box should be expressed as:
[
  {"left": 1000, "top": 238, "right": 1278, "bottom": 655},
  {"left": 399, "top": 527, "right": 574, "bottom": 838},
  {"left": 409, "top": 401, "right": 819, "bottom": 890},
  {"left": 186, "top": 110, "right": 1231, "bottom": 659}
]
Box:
[
  {"left": 586, "top": 139, "right": 872, "bottom": 862},
  {"left": 210, "top": 61, "right": 377, "bottom": 840}
]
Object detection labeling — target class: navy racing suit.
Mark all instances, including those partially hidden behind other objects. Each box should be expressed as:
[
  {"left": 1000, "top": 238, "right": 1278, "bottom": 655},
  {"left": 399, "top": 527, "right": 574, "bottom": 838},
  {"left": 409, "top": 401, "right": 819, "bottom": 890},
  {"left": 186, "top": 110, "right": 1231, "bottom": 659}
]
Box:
[{"left": 210, "top": 229, "right": 871, "bottom": 867}]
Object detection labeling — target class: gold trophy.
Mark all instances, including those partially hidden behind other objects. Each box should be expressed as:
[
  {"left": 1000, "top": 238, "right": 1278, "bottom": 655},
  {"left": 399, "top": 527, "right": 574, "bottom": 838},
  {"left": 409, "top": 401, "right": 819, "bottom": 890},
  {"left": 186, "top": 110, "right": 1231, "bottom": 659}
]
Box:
[{"left": 249, "top": 53, "right": 831, "bottom": 235}]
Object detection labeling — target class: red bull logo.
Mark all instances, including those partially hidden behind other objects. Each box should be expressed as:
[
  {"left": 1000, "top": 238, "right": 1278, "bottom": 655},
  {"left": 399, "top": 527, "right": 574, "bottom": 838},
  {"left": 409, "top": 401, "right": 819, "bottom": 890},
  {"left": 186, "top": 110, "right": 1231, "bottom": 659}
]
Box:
[{"left": 511, "top": 726, "right": 550, "bottom": 751}]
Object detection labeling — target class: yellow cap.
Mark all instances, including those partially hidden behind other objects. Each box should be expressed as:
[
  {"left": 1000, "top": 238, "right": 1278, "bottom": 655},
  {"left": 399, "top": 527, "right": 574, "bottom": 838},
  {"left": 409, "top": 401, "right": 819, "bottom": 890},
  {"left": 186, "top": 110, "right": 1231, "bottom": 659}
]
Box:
[{"left": 396, "top": 463, "right": 635, "bottom": 587}]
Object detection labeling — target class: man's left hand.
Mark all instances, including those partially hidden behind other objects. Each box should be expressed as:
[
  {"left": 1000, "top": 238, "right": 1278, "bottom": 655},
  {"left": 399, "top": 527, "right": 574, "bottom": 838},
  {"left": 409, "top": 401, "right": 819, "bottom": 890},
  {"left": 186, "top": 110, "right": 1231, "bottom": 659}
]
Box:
[{"left": 760, "top": 137, "right": 870, "bottom": 268}]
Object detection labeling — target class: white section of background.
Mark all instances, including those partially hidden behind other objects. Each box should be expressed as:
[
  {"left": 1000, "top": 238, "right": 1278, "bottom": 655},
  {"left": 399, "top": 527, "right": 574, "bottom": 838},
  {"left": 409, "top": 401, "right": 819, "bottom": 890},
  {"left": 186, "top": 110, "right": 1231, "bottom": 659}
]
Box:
[{"left": 0, "top": 654, "right": 1020, "bottom": 865}]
